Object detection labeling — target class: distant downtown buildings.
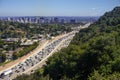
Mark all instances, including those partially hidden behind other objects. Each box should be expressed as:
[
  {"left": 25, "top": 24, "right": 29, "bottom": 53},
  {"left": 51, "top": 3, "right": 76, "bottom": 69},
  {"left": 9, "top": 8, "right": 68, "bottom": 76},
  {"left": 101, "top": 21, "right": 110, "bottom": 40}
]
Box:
[{"left": 0, "top": 16, "right": 98, "bottom": 24}]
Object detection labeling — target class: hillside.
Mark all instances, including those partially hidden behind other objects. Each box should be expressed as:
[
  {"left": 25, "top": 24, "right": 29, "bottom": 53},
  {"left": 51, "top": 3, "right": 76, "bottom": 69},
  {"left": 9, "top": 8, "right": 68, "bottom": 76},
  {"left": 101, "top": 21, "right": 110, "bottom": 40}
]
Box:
[{"left": 15, "top": 6, "right": 120, "bottom": 80}]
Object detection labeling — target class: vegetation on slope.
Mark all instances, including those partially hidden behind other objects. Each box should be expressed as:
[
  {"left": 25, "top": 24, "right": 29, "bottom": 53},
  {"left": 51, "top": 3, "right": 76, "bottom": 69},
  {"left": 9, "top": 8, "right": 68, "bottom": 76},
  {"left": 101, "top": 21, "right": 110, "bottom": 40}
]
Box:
[
  {"left": 15, "top": 6, "right": 120, "bottom": 80},
  {"left": 13, "top": 42, "right": 39, "bottom": 60}
]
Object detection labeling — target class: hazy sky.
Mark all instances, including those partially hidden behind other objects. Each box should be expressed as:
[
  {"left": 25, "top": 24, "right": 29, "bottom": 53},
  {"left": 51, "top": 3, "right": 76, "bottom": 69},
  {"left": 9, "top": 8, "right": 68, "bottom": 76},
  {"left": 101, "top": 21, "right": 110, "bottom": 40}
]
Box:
[{"left": 0, "top": 0, "right": 119, "bottom": 16}]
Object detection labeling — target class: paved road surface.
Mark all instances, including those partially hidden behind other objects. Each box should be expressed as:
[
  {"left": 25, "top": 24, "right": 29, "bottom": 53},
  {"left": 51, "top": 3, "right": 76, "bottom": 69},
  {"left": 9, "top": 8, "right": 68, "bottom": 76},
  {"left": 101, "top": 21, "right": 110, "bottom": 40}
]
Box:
[{"left": 0, "top": 23, "right": 90, "bottom": 80}]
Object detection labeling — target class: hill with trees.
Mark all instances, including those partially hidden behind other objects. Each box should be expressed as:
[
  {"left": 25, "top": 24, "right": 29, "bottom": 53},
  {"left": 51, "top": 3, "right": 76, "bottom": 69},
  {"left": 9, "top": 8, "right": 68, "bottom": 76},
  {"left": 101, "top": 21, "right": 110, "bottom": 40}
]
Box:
[{"left": 15, "top": 6, "right": 120, "bottom": 80}]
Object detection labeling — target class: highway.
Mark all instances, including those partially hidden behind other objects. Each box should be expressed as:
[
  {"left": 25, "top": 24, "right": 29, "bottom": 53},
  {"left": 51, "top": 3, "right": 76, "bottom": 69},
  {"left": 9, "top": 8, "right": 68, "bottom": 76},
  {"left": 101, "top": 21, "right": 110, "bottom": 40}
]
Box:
[{"left": 0, "top": 23, "right": 90, "bottom": 80}]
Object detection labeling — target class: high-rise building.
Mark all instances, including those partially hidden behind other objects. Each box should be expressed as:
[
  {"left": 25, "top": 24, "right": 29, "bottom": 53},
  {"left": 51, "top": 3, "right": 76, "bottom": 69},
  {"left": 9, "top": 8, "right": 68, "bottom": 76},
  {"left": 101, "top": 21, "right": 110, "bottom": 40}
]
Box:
[
  {"left": 54, "top": 17, "right": 59, "bottom": 23},
  {"left": 70, "top": 19, "right": 76, "bottom": 23}
]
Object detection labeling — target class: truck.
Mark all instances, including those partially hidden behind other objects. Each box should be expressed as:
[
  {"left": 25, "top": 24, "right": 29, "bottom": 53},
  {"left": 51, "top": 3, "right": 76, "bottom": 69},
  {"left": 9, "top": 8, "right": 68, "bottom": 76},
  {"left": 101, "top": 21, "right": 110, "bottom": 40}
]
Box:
[{"left": 0, "top": 69, "right": 12, "bottom": 78}]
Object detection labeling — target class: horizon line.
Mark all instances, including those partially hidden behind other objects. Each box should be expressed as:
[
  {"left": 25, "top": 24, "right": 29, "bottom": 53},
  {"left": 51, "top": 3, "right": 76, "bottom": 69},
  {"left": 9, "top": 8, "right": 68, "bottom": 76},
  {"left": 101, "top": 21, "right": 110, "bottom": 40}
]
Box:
[{"left": 0, "top": 16, "right": 100, "bottom": 17}]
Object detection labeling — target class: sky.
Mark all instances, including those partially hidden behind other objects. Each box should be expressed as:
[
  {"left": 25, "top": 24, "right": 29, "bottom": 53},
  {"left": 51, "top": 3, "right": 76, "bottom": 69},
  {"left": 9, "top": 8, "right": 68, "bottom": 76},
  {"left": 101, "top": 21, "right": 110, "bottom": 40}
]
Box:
[{"left": 0, "top": 0, "right": 120, "bottom": 16}]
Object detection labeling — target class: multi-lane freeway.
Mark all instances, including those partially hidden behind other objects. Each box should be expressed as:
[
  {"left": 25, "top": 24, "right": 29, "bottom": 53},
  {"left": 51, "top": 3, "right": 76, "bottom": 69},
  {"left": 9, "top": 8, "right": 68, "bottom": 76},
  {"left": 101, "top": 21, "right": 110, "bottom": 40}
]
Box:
[{"left": 0, "top": 23, "right": 90, "bottom": 80}]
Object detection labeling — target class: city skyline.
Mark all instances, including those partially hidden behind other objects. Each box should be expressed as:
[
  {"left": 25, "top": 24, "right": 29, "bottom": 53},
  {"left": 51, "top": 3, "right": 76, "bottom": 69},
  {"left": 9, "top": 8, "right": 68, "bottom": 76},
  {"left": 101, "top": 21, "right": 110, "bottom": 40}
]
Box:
[{"left": 0, "top": 0, "right": 120, "bottom": 16}]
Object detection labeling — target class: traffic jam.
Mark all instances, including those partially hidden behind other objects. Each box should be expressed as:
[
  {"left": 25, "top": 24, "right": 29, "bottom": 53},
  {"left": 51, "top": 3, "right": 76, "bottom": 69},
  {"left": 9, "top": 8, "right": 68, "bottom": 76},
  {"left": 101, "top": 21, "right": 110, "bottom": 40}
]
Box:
[{"left": 0, "top": 32, "right": 75, "bottom": 80}]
